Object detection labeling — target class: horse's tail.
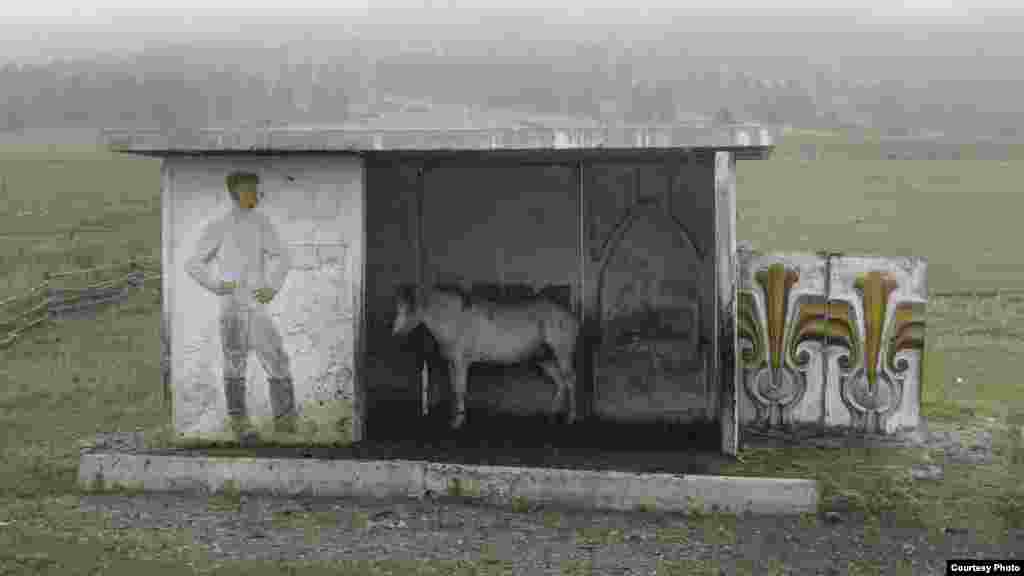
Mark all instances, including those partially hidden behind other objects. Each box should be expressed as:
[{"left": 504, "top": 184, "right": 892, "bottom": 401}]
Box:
[{"left": 544, "top": 301, "right": 581, "bottom": 365}]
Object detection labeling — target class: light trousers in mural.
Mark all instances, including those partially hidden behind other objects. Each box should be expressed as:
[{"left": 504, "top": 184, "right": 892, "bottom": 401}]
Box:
[{"left": 220, "top": 299, "right": 294, "bottom": 420}]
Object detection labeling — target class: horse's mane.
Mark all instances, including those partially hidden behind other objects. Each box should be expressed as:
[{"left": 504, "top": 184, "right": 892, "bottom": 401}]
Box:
[
  {"left": 429, "top": 284, "right": 473, "bottom": 309},
  {"left": 395, "top": 283, "right": 472, "bottom": 310},
  {"left": 398, "top": 282, "right": 570, "bottom": 311}
]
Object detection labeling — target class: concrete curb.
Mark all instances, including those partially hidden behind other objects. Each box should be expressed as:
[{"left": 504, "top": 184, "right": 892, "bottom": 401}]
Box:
[{"left": 78, "top": 452, "right": 818, "bottom": 516}]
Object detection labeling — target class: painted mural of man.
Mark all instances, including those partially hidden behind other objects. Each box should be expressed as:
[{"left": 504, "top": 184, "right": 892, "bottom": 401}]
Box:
[{"left": 185, "top": 171, "right": 295, "bottom": 444}]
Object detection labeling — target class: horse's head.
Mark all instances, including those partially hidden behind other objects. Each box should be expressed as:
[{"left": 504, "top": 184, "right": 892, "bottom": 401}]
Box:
[{"left": 392, "top": 284, "right": 422, "bottom": 336}]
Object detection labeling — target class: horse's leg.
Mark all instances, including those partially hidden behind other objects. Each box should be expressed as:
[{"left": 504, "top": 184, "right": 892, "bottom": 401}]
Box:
[
  {"left": 562, "top": 360, "right": 577, "bottom": 425},
  {"left": 539, "top": 360, "right": 569, "bottom": 424},
  {"left": 450, "top": 358, "right": 469, "bottom": 430},
  {"left": 551, "top": 339, "right": 577, "bottom": 425},
  {"left": 429, "top": 369, "right": 444, "bottom": 413}
]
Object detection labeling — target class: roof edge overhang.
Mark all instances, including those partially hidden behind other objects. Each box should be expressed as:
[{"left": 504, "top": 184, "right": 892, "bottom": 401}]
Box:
[
  {"left": 104, "top": 125, "right": 776, "bottom": 162},
  {"left": 118, "top": 146, "right": 773, "bottom": 162}
]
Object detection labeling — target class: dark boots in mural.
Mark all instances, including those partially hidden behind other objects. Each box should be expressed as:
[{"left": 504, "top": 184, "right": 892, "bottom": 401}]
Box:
[
  {"left": 738, "top": 248, "right": 927, "bottom": 436},
  {"left": 269, "top": 377, "right": 298, "bottom": 434},
  {"left": 224, "top": 376, "right": 259, "bottom": 446},
  {"left": 223, "top": 376, "right": 297, "bottom": 442}
]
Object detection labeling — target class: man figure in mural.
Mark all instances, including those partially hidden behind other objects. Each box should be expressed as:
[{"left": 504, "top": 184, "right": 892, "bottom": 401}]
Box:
[{"left": 185, "top": 171, "right": 295, "bottom": 444}]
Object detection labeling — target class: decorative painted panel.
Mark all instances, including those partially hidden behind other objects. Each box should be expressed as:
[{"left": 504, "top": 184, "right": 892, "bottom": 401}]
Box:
[
  {"left": 737, "top": 246, "right": 927, "bottom": 435},
  {"left": 165, "top": 155, "right": 362, "bottom": 445}
]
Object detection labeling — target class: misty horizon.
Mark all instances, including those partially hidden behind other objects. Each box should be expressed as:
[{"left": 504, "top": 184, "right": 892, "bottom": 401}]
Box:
[
  {"left": 1, "top": 0, "right": 1022, "bottom": 145},
  {"left": 5, "top": 1, "right": 1022, "bottom": 82}
]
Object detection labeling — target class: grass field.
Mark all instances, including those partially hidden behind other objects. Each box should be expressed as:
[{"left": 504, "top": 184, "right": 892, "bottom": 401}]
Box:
[
  {"left": 0, "top": 144, "right": 161, "bottom": 298},
  {"left": 739, "top": 130, "right": 1024, "bottom": 293},
  {"left": 0, "top": 131, "right": 1021, "bottom": 572}
]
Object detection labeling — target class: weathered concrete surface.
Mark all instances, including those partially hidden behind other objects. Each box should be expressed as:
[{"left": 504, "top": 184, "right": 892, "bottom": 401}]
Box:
[
  {"left": 79, "top": 452, "right": 818, "bottom": 516},
  {"left": 715, "top": 151, "right": 740, "bottom": 456}
]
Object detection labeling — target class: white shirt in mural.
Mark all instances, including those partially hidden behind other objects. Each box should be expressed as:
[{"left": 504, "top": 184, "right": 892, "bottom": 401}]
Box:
[{"left": 186, "top": 207, "right": 291, "bottom": 308}]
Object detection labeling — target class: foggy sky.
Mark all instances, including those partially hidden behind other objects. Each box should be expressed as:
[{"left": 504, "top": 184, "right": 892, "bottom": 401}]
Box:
[{"left": 4, "top": 0, "right": 1022, "bottom": 82}]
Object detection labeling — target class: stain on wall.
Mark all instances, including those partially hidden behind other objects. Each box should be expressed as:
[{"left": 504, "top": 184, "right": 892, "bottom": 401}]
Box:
[{"left": 738, "top": 246, "right": 927, "bottom": 435}]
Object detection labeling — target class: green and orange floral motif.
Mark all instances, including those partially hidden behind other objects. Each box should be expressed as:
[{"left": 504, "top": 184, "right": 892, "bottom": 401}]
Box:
[
  {"left": 833, "top": 272, "right": 927, "bottom": 433},
  {"left": 739, "top": 263, "right": 927, "bottom": 435},
  {"left": 888, "top": 301, "right": 926, "bottom": 374},
  {"left": 790, "top": 300, "right": 857, "bottom": 360},
  {"left": 738, "top": 262, "right": 810, "bottom": 428},
  {"left": 831, "top": 271, "right": 898, "bottom": 432}
]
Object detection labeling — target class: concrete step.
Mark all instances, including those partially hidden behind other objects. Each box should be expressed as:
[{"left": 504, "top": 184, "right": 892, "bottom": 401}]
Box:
[{"left": 79, "top": 451, "right": 818, "bottom": 516}]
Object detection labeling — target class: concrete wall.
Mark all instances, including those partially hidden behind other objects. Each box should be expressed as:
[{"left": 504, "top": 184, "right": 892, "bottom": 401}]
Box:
[
  {"left": 737, "top": 247, "right": 927, "bottom": 435},
  {"left": 164, "top": 155, "right": 363, "bottom": 444}
]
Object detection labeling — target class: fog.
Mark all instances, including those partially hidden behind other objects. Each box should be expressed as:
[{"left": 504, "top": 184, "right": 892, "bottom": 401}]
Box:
[
  {"left": 6, "top": 0, "right": 1021, "bottom": 83},
  {"left": 2, "top": 0, "right": 1022, "bottom": 141}
]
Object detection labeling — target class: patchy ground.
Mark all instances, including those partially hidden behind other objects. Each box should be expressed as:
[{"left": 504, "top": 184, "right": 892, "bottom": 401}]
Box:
[
  {"left": 63, "top": 487, "right": 1018, "bottom": 575},
  {"left": 64, "top": 415, "right": 1023, "bottom": 575}
]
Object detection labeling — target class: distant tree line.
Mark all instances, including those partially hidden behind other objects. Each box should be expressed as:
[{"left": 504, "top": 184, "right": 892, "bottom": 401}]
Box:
[
  {"left": 2, "top": 41, "right": 1021, "bottom": 140},
  {"left": 0, "top": 42, "right": 829, "bottom": 134},
  {"left": 0, "top": 49, "right": 354, "bottom": 133},
  {"left": 372, "top": 46, "right": 823, "bottom": 127}
]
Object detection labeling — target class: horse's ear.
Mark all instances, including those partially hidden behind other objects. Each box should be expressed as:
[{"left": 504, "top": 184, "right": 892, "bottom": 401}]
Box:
[
  {"left": 395, "top": 284, "right": 415, "bottom": 308},
  {"left": 398, "top": 283, "right": 428, "bottom": 310}
]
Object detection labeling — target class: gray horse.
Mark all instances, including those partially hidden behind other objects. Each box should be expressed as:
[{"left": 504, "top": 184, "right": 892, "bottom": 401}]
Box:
[{"left": 393, "top": 285, "right": 579, "bottom": 430}]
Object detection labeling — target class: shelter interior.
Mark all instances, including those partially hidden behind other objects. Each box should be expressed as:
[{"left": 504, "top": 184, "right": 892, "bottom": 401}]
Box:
[{"left": 362, "top": 150, "right": 724, "bottom": 454}]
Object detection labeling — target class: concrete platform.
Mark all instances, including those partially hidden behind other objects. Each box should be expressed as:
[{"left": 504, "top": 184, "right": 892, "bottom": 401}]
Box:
[{"left": 78, "top": 452, "right": 818, "bottom": 516}]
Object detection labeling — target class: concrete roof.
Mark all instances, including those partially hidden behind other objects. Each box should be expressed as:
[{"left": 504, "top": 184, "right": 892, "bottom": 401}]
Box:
[{"left": 103, "top": 108, "right": 775, "bottom": 160}]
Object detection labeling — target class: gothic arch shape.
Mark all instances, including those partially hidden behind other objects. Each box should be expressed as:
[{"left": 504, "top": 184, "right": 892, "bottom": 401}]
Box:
[
  {"left": 595, "top": 196, "right": 706, "bottom": 272},
  {"left": 592, "top": 197, "right": 708, "bottom": 421},
  {"left": 595, "top": 198, "right": 706, "bottom": 335}
]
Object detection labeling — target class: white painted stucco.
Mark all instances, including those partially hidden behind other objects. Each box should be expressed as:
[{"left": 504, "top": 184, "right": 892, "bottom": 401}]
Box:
[{"left": 164, "top": 155, "right": 363, "bottom": 443}]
